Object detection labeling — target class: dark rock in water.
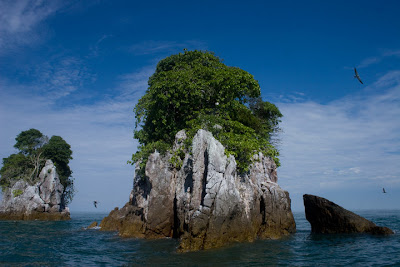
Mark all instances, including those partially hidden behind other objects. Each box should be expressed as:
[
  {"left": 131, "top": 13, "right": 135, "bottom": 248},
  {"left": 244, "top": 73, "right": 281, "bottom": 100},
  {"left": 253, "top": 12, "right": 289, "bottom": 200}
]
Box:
[
  {"left": 100, "top": 129, "right": 296, "bottom": 252},
  {"left": 303, "top": 194, "right": 393, "bottom": 235},
  {"left": 87, "top": 221, "right": 98, "bottom": 229},
  {"left": 0, "top": 160, "right": 70, "bottom": 221}
]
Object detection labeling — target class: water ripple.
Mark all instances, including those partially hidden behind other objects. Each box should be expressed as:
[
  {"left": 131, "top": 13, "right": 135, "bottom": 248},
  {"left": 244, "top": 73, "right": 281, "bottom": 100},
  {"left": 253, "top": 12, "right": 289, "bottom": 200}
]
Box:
[{"left": 0, "top": 211, "right": 399, "bottom": 266}]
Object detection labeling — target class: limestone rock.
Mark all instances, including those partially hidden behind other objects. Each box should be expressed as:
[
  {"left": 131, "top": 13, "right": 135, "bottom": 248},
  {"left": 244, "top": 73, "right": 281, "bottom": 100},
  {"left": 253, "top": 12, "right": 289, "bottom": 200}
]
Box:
[
  {"left": 303, "top": 194, "right": 393, "bottom": 235},
  {"left": 0, "top": 160, "right": 70, "bottom": 221},
  {"left": 100, "top": 129, "right": 296, "bottom": 251}
]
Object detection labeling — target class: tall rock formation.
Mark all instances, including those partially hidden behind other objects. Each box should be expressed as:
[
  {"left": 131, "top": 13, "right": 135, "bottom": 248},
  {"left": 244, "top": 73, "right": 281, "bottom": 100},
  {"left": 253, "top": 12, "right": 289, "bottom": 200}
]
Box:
[
  {"left": 0, "top": 160, "right": 70, "bottom": 220},
  {"left": 100, "top": 129, "right": 296, "bottom": 251},
  {"left": 303, "top": 194, "right": 393, "bottom": 235}
]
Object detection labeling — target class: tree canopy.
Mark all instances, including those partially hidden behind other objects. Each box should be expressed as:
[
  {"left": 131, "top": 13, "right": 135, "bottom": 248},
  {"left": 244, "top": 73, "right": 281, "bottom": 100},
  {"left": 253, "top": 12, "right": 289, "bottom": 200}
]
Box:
[
  {"left": 0, "top": 129, "right": 75, "bottom": 204},
  {"left": 14, "top": 128, "right": 47, "bottom": 155},
  {"left": 132, "top": 50, "right": 282, "bottom": 172}
]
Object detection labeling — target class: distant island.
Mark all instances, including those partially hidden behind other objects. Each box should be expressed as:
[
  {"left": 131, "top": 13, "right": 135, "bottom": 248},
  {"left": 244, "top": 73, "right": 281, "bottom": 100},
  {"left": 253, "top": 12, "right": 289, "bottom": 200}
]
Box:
[{"left": 0, "top": 129, "right": 74, "bottom": 220}]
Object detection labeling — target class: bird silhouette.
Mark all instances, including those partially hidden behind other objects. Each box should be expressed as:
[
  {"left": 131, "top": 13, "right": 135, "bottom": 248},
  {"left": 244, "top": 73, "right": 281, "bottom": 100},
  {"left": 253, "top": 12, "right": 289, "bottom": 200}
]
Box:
[
  {"left": 93, "top": 200, "right": 98, "bottom": 208},
  {"left": 354, "top": 68, "right": 363, "bottom": 84},
  {"left": 383, "top": 188, "right": 387, "bottom": 193}
]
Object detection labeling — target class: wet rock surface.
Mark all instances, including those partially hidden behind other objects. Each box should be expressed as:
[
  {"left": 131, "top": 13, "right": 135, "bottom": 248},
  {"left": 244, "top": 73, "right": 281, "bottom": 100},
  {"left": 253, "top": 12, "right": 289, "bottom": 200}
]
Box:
[
  {"left": 87, "top": 221, "right": 98, "bottom": 229},
  {"left": 303, "top": 194, "right": 393, "bottom": 235},
  {"left": 101, "top": 129, "right": 296, "bottom": 251}
]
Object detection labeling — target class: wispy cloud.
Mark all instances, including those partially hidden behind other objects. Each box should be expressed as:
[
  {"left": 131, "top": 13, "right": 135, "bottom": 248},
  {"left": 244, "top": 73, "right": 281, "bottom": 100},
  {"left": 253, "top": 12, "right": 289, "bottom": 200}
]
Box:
[
  {"left": 0, "top": 0, "right": 66, "bottom": 51},
  {"left": 358, "top": 56, "right": 381, "bottom": 69},
  {"left": 129, "top": 40, "right": 207, "bottom": 56},
  {"left": 0, "top": 55, "right": 96, "bottom": 100},
  {"left": 358, "top": 49, "right": 400, "bottom": 68},
  {"left": 88, "top": 34, "right": 113, "bottom": 58},
  {"left": 35, "top": 56, "right": 96, "bottom": 99},
  {"left": 117, "top": 66, "right": 154, "bottom": 99},
  {"left": 277, "top": 70, "right": 400, "bottom": 210},
  {"left": 272, "top": 91, "right": 308, "bottom": 103},
  {"left": 383, "top": 49, "right": 400, "bottom": 57}
]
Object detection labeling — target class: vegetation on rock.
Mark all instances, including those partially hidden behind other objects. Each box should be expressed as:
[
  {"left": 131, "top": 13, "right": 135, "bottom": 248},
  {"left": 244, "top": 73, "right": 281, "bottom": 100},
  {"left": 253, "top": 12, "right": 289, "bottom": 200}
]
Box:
[
  {"left": 12, "top": 189, "right": 23, "bottom": 197},
  {"left": 0, "top": 129, "right": 75, "bottom": 204},
  {"left": 131, "top": 50, "right": 282, "bottom": 173}
]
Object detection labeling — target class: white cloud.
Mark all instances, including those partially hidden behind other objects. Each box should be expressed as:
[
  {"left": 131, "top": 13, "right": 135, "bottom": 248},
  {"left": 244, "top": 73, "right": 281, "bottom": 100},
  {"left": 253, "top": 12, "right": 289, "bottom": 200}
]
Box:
[
  {"left": 0, "top": 0, "right": 66, "bottom": 51},
  {"left": 277, "top": 70, "right": 400, "bottom": 211}
]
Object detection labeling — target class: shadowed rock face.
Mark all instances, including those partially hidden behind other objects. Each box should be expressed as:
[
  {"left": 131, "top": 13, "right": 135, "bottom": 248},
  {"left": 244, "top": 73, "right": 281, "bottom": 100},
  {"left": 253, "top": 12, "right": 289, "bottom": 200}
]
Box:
[
  {"left": 100, "top": 129, "right": 296, "bottom": 251},
  {"left": 303, "top": 194, "right": 393, "bottom": 235},
  {"left": 0, "top": 160, "right": 70, "bottom": 221}
]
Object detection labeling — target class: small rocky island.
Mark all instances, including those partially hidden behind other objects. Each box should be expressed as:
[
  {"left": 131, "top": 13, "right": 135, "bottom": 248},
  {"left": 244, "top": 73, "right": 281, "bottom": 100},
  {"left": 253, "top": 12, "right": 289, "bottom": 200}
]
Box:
[
  {"left": 100, "top": 50, "right": 297, "bottom": 251},
  {"left": 303, "top": 194, "right": 393, "bottom": 235},
  {"left": 0, "top": 129, "right": 74, "bottom": 220},
  {"left": 100, "top": 129, "right": 296, "bottom": 251},
  {"left": 0, "top": 160, "right": 70, "bottom": 220}
]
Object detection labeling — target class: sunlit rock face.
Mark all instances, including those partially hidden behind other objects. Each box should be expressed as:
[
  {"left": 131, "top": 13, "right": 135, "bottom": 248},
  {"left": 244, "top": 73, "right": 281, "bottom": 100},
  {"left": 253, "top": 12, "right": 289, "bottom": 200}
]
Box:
[
  {"left": 100, "top": 129, "right": 295, "bottom": 251},
  {"left": 303, "top": 194, "right": 393, "bottom": 235},
  {"left": 0, "top": 160, "right": 70, "bottom": 221}
]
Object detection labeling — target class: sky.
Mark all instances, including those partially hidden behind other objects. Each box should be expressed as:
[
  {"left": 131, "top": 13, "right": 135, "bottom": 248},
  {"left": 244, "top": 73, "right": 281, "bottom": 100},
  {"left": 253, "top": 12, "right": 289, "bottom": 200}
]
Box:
[{"left": 0, "top": 0, "right": 399, "bottom": 213}]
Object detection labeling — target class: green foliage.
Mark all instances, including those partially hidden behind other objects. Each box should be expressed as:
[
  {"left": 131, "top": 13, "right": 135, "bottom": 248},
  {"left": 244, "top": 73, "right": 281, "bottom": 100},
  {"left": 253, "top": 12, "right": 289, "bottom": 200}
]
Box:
[
  {"left": 0, "top": 153, "right": 32, "bottom": 191},
  {"left": 14, "top": 128, "right": 47, "bottom": 155},
  {"left": 0, "top": 130, "right": 75, "bottom": 204},
  {"left": 249, "top": 97, "right": 283, "bottom": 139},
  {"left": 42, "top": 135, "right": 74, "bottom": 205},
  {"left": 134, "top": 50, "right": 260, "bottom": 146},
  {"left": 12, "top": 189, "right": 23, "bottom": 197},
  {"left": 186, "top": 114, "right": 280, "bottom": 172},
  {"left": 130, "top": 140, "right": 170, "bottom": 177},
  {"left": 7, "top": 129, "right": 48, "bottom": 183},
  {"left": 169, "top": 146, "right": 186, "bottom": 170},
  {"left": 132, "top": 50, "right": 282, "bottom": 173}
]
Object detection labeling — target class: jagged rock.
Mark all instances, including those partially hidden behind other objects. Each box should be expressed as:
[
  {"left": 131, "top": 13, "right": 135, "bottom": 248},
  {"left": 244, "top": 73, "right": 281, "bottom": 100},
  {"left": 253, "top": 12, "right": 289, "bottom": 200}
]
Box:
[
  {"left": 100, "top": 129, "right": 296, "bottom": 251},
  {"left": 0, "top": 160, "right": 70, "bottom": 221},
  {"left": 303, "top": 194, "right": 393, "bottom": 235},
  {"left": 87, "top": 221, "right": 98, "bottom": 229}
]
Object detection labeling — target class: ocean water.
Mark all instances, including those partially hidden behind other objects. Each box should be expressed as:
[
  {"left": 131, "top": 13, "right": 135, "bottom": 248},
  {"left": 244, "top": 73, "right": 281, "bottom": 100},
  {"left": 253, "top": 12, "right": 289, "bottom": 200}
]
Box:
[{"left": 0, "top": 210, "right": 399, "bottom": 266}]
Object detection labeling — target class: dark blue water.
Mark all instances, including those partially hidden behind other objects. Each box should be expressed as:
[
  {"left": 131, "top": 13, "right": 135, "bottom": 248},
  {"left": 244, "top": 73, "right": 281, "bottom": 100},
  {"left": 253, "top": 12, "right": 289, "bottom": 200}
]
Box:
[{"left": 1, "top": 210, "right": 399, "bottom": 266}]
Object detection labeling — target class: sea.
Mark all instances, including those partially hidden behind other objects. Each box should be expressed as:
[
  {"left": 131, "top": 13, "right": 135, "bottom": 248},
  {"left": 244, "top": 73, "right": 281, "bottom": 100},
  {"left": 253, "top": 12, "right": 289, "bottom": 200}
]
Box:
[{"left": 0, "top": 210, "right": 399, "bottom": 266}]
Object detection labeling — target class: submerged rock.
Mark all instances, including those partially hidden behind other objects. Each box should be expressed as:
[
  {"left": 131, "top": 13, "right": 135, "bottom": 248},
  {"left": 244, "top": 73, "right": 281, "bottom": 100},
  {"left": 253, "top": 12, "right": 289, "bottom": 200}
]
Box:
[
  {"left": 0, "top": 160, "right": 70, "bottom": 221},
  {"left": 100, "top": 129, "right": 296, "bottom": 251},
  {"left": 303, "top": 194, "right": 393, "bottom": 235}
]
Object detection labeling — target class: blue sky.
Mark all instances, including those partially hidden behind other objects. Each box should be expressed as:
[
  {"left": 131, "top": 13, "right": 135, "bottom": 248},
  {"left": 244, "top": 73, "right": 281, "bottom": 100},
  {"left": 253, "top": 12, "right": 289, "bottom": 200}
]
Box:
[{"left": 0, "top": 0, "right": 399, "bottom": 212}]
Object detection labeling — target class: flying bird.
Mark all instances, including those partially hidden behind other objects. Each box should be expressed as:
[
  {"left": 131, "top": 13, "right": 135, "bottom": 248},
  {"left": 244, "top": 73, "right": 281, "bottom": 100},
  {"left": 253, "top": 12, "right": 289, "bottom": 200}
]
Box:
[
  {"left": 354, "top": 68, "right": 363, "bottom": 84},
  {"left": 93, "top": 200, "right": 98, "bottom": 208},
  {"left": 382, "top": 188, "right": 387, "bottom": 194}
]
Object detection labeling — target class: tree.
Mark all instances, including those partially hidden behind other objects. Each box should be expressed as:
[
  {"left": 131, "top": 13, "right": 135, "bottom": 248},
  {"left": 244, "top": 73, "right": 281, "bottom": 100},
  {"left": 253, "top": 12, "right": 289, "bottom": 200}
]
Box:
[
  {"left": 0, "top": 129, "right": 75, "bottom": 204},
  {"left": 13, "top": 129, "right": 48, "bottom": 180},
  {"left": 14, "top": 129, "right": 47, "bottom": 155},
  {"left": 0, "top": 153, "right": 31, "bottom": 190},
  {"left": 43, "top": 136, "right": 74, "bottom": 204},
  {"left": 134, "top": 50, "right": 260, "bottom": 145},
  {"left": 132, "top": 50, "right": 283, "bottom": 173}
]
